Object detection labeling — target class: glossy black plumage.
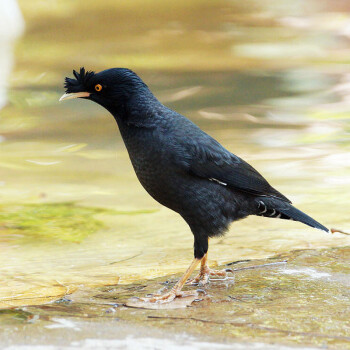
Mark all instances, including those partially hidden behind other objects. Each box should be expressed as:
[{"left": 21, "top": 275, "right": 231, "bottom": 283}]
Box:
[{"left": 63, "top": 68, "right": 328, "bottom": 259}]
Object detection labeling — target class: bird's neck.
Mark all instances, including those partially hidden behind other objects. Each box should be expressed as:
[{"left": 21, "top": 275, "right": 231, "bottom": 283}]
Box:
[{"left": 110, "top": 89, "right": 163, "bottom": 129}]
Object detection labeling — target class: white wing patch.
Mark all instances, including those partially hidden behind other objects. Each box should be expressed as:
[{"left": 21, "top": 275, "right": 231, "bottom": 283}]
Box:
[{"left": 209, "top": 178, "right": 227, "bottom": 186}]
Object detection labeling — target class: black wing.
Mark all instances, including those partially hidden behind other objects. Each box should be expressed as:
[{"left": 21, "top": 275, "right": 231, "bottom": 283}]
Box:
[{"left": 171, "top": 122, "right": 291, "bottom": 203}]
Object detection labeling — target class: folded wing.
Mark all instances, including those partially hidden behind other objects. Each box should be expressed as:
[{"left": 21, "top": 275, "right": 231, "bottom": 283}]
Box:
[{"left": 174, "top": 130, "right": 291, "bottom": 203}]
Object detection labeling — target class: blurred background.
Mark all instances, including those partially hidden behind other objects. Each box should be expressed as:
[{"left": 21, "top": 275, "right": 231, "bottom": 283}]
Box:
[{"left": 0, "top": 0, "right": 349, "bottom": 308}]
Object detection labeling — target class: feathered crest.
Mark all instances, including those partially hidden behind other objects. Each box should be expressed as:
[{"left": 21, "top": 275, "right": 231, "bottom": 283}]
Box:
[{"left": 64, "top": 67, "right": 95, "bottom": 93}]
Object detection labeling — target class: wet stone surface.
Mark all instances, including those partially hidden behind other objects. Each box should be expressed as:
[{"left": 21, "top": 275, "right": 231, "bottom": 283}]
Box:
[{"left": 0, "top": 246, "right": 349, "bottom": 349}]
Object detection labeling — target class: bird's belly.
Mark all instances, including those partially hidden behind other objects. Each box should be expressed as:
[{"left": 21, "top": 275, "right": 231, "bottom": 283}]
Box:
[{"left": 130, "top": 152, "right": 253, "bottom": 238}]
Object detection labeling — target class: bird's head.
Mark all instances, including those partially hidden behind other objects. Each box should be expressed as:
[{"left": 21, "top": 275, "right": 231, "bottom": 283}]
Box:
[{"left": 59, "top": 67, "right": 148, "bottom": 112}]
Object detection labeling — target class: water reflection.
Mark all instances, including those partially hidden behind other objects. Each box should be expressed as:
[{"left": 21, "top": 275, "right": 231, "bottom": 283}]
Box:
[{"left": 0, "top": 0, "right": 349, "bottom": 309}]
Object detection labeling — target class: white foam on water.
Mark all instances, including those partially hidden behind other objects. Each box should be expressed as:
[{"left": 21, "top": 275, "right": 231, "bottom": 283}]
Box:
[
  {"left": 279, "top": 267, "right": 331, "bottom": 279},
  {"left": 44, "top": 318, "right": 81, "bottom": 331}
]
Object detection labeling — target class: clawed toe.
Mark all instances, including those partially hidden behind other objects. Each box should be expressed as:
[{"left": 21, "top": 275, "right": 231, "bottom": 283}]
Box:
[
  {"left": 139, "top": 289, "right": 198, "bottom": 304},
  {"left": 208, "top": 268, "right": 228, "bottom": 278},
  {"left": 187, "top": 273, "right": 209, "bottom": 286},
  {"left": 187, "top": 268, "right": 231, "bottom": 286},
  {"left": 139, "top": 292, "right": 176, "bottom": 303}
]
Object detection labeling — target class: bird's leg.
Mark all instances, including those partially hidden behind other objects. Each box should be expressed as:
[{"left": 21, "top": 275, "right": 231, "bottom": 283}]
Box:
[
  {"left": 187, "top": 253, "right": 210, "bottom": 285},
  {"left": 187, "top": 252, "right": 229, "bottom": 286},
  {"left": 139, "top": 258, "right": 201, "bottom": 303}
]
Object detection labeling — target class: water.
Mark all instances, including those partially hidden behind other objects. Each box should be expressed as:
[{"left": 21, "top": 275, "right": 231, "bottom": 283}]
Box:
[{"left": 0, "top": 0, "right": 349, "bottom": 348}]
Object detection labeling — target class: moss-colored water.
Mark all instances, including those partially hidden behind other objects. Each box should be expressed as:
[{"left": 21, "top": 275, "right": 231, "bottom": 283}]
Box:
[
  {"left": 0, "top": 202, "right": 107, "bottom": 243},
  {"left": 0, "top": 0, "right": 349, "bottom": 348}
]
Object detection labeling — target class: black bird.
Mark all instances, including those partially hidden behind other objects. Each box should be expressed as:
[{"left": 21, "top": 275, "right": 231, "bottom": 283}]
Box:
[{"left": 60, "top": 67, "right": 328, "bottom": 303}]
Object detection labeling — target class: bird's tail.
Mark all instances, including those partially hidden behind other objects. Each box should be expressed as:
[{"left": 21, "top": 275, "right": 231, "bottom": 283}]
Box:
[{"left": 256, "top": 198, "right": 329, "bottom": 232}]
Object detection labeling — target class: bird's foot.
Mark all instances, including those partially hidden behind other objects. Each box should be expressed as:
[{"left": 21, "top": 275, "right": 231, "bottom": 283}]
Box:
[
  {"left": 138, "top": 289, "right": 198, "bottom": 304},
  {"left": 187, "top": 266, "right": 232, "bottom": 286}
]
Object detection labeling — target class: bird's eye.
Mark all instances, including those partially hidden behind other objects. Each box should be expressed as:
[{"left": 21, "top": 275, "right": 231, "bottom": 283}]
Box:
[{"left": 95, "top": 84, "right": 102, "bottom": 92}]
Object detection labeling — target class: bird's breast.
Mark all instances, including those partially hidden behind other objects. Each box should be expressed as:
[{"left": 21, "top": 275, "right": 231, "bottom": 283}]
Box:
[{"left": 120, "top": 125, "right": 182, "bottom": 208}]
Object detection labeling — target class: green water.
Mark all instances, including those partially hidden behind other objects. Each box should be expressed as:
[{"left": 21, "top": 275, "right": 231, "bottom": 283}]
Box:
[{"left": 0, "top": 0, "right": 349, "bottom": 348}]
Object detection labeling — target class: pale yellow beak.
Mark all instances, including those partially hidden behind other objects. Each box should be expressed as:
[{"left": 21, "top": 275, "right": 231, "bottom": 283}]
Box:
[{"left": 59, "top": 92, "right": 90, "bottom": 101}]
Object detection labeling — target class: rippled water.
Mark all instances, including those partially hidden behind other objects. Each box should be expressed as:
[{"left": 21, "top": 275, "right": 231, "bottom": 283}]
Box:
[{"left": 0, "top": 0, "right": 349, "bottom": 316}]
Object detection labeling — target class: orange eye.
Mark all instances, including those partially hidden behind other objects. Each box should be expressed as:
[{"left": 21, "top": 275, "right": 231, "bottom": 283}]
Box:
[{"left": 95, "top": 84, "right": 102, "bottom": 92}]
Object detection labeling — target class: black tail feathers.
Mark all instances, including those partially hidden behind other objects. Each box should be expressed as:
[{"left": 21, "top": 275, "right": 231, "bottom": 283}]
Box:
[
  {"left": 257, "top": 198, "right": 329, "bottom": 232},
  {"left": 278, "top": 205, "right": 329, "bottom": 232}
]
